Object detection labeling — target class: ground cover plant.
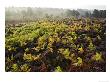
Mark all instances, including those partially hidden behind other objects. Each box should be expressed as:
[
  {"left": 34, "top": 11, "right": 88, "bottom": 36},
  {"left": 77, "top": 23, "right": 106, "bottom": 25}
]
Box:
[{"left": 5, "top": 7, "right": 106, "bottom": 72}]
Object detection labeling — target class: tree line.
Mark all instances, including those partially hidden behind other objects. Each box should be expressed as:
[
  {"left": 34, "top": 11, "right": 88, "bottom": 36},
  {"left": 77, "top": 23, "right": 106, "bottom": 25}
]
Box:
[{"left": 5, "top": 7, "right": 106, "bottom": 22}]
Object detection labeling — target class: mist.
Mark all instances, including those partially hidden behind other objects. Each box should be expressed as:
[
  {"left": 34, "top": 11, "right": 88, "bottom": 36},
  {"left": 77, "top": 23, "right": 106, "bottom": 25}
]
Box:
[{"left": 5, "top": 7, "right": 106, "bottom": 23}]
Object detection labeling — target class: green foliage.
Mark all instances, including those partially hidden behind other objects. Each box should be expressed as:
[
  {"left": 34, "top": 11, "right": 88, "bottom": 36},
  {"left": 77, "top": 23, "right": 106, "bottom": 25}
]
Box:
[
  {"left": 73, "top": 57, "right": 83, "bottom": 66},
  {"left": 62, "top": 49, "right": 70, "bottom": 59},
  {"left": 5, "top": 17, "right": 106, "bottom": 72},
  {"left": 23, "top": 53, "right": 33, "bottom": 62},
  {"left": 20, "top": 64, "right": 31, "bottom": 72},
  {"left": 88, "top": 42, "right": 96, "bottom": 51},
  {"left": 25, "top": 48, "right": 30, "bottom": 53},
  {"left": 11, "top": 64, "right": 18, "bottom": 72},
  {"left": 92, "top": 52, "right": 102, "bottom": 61},
  {"left": 55, "top": 66, "right": 62, "bottom": 72},
  {"left": 77, "top": 57, "right": 83, "bottom": 65},
  {"left": 78, "top": 47, "right": 84, "bottom": 53}
]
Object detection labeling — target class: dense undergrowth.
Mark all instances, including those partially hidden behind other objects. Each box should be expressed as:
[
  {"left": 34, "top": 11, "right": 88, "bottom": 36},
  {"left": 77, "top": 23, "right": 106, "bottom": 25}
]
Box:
[{"left": 5, "top": 18, "right": 106, "bottom": 72}]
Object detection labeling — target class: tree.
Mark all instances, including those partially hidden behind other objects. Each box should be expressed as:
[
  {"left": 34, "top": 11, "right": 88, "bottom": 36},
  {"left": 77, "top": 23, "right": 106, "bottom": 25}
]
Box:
[
  {"left": 99, "top": 10, "right": 106, "bottom": 18},
  {"left": 92, "top": 9, "right": 106, "bottom": 18},
  {"left": 72, "top": 10, "right": 80, "bottom": 17},
  {"left": 21, "top": 10, "right": 27, "bottom": 21},
  {"left": 85, "top": 11, "right": 92, "bottom": 18},
  {"left": 66, "top": 9, "right": 80, "bottom": 17},
  {"left": 92, "top": 9, "right": 99, "bottom": 18},
  {"left": 27, "top": 7, "right": 33, "bottom": 17},
  {"left": 66, "top": 9, "right": 74, "bottom": 17}
]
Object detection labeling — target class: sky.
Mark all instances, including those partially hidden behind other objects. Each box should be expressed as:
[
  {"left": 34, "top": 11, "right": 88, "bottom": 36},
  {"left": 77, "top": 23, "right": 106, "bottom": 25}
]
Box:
[{"left": 3, "top": 0, "right": 106, "bottom": 10}]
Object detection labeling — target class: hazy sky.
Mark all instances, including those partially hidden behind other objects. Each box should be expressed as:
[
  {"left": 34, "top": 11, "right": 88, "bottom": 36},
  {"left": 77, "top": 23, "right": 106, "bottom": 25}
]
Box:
[
  {"left": 4, "top": 0, "right": 106, "bottom": 10},
  {"left": 73, "top": 5, "right": 106, "bottom": 10}
]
